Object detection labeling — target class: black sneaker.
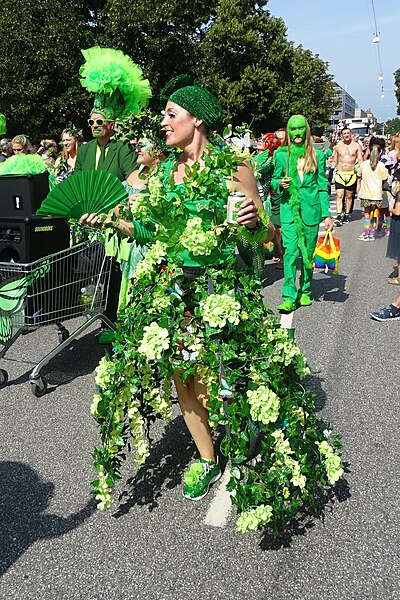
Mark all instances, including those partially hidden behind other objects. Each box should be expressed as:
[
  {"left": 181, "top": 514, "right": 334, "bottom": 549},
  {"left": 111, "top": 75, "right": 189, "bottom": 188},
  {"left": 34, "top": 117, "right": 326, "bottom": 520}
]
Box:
[
  {"left": 343, "top": 213, "right": 350, "bottom": 224},
  {"left": 335, "top": 214, "right": 343, "bottom": 227},
  {"left": 370, "top": 305, "right": 400, "bottom": 321}
]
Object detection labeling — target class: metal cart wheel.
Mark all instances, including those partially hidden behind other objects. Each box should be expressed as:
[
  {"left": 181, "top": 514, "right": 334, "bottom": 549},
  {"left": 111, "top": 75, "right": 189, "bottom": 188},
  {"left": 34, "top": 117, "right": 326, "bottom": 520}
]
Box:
[
  {"left": 31, "top": 376, "right": 48, "bottom": 398},
  {"left": 57, "top": 327, "right": 70, "bottom": 344},
  {"left": 0, "top": 369, "right": 8, "bottom": 389}
]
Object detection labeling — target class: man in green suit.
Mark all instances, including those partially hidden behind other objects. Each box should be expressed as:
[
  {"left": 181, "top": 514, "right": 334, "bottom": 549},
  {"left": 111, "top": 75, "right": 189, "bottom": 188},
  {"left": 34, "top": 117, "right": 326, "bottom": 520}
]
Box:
[
  {"left": 76, "top": 46, "right": 152, "bottom": 343},
  {"left": 75, "top": 112, "right": 136, "bottom": 181},
  {"left": 271, "top": 115, "right": 333, "bottom": 313},
  {"left": 75, "top": 112, "right": 137, "bottom": 344}
]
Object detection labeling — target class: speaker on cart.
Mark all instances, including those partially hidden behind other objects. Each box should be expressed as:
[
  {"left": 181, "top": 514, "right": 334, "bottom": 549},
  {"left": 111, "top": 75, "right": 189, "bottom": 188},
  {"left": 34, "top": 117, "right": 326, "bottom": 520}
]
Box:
[
  {"left": 0, "top": 172, "right": 49, "bottom": 218},
  {"left": 0, "top": 216, "right": 69, "bottom": 263}
]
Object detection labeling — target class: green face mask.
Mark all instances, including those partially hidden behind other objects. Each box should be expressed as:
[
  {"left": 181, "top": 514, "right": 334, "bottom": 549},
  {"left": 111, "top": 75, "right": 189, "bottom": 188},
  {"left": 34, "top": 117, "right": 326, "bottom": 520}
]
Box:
[{"left": 288, "top": 115, "right": 307, "bottom": 144}]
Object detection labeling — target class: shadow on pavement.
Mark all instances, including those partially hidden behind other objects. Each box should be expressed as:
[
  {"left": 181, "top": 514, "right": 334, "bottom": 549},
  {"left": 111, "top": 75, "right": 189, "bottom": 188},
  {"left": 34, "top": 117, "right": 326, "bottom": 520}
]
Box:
[
  {"left": 0, "top": 461, "right": 96, "bottom": 576},
  {"left": 345, "top": 208, "right": 363, "bottom": 223},
  {"left": 259, "top": 470, "right": 351, "bottom": 551},
  {"left": 113, "top": 415, "right": 197, "bottom": 516},
  {"left": 5, "top": 329, "right": 104, "bottom": 389},
  {"left": 304, "top": 372, "right": 328, "bottom": 412},
  {"left": 312, "top": 272, "right": 348, "bottom": 303},
  {"left": 263, "top": 260, "right": 285, "bottom": 287}
]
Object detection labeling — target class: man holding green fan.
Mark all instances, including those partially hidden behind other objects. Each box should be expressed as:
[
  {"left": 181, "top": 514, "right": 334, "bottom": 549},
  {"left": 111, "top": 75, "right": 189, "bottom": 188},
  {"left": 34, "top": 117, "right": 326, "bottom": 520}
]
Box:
[
  {"left": 76, "top": 47, "right": 152, "bottom": 343},
  {"left": 75, "top": 112, "right": 135, "bottom": 181}
]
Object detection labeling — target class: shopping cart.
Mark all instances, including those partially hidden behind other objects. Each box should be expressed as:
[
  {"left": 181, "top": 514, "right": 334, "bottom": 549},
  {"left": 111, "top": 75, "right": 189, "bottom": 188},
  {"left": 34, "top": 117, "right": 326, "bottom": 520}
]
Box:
[{"left": 0, "top": 238, "right": 114, "bottom": 396}]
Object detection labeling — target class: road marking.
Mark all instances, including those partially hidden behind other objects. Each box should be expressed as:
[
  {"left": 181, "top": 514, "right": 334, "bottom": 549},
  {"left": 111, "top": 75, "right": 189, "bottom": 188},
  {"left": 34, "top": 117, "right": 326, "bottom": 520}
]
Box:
[
  {"left": 204, "top": 467, "right": 232, "bottom": 528},
  {"left": 280, "top": 311, "right": 294, "bottom": 329}
]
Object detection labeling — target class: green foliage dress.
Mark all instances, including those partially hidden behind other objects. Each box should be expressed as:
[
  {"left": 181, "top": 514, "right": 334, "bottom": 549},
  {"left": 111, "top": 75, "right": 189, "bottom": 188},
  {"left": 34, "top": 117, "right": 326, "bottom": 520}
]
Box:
[{"left": 91, "top": 143, "right": 343, "bottom": 534}]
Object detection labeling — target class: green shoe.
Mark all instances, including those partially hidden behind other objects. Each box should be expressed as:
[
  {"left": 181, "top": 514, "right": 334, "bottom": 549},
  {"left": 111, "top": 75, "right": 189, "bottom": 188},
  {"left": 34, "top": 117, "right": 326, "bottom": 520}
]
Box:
[
  {"left": 298, "top": 294, "right": 312, "bottom": 307},
  {"left": 277, "top": 300, "right": 297, "bottom": 313},
  {"left": 183, "top": 457, "right": 221, "bottom": 501},
  {"left": 98, "top": 328, "right": 115, "bottom": 345}
]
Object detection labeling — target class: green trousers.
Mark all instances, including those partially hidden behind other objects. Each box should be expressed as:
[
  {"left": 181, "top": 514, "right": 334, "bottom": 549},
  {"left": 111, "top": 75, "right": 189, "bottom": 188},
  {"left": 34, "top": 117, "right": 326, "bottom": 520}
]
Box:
[{"left": 281, "top": 222, "right": 318, "bottom": 302}]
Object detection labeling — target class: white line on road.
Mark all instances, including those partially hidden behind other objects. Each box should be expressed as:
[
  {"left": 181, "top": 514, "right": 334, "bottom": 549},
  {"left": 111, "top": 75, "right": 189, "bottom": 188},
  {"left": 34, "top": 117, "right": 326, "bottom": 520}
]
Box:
[
  {"left": 204, "top": 467, "right": 232, "bottom": 528},
  {"left": 280, "top": 311, "right": 294, "bottom": 330}
]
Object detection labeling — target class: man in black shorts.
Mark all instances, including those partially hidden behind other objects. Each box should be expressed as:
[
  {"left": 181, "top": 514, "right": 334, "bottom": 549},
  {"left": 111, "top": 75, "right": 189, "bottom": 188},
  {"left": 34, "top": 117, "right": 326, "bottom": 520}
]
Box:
[{"left": 331, "top": 128, "right": 363, "bottom": 225}]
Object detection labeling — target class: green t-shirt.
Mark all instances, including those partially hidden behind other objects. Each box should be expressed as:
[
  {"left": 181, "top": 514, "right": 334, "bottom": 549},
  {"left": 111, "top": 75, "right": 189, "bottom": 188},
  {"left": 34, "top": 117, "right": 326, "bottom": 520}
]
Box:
[{"left": 163, "top": 158, "right": 234, "bottom": 267}]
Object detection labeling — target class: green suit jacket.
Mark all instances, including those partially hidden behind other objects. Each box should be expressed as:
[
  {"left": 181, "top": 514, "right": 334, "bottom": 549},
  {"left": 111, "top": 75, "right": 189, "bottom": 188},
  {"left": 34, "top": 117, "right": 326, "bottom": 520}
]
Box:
[
  {"left": 75, "top": 138, "right": 137, "bottom": 181},
  {"left": 271, "top": 148, "right": 330, "bottom": 226}
]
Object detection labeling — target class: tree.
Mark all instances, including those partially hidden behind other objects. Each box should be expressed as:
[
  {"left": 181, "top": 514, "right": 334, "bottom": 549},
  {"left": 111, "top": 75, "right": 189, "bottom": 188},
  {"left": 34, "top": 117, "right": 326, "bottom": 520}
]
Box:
[
  {"left": 381, "top": 117, "right": 400, "bottom": 135},
  {"left": 395, "top": 68, "right": 400, "bottom": 116},
  {"left": 0, "top": 0, "right": 103, "bottom": 141},
  {"left": 196, "top": 0, "right": 294, "bottom": 132},
  {"left": 272, "top": 46, "right": 336, "bottom": 135},
  {"left": 0, "top": 0, "right": 337, "bottom": 139},
  {"left": 189, "top": 0, "right": 335, "bottom": 133},
  {"left": 100, "top": 0, "right": 216, "bottom": 105},
  {"left": 101, "top": 0, "right": 336, "bottom": 133}
]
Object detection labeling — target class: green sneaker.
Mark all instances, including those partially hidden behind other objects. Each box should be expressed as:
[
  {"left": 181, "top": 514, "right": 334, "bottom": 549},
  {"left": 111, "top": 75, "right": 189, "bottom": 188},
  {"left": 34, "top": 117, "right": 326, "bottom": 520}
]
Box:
[
  {"left": 277, "top": 300, "right": 297, "bottom": 313},
  {"left": 183, "top": 457, "right": 221, "bottom": 501},
  {"left": 98, "top": 328, "right": 115, "bottom": 345},
  {"left": 298, "top": 293, "right": 312, "bottom": 307}
]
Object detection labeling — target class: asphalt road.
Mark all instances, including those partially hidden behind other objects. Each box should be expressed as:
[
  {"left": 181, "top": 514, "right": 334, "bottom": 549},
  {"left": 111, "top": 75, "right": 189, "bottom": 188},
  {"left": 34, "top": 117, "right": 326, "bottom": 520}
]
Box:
[{"left": 0, "top": 199, "right": 399, "bottom": 600}]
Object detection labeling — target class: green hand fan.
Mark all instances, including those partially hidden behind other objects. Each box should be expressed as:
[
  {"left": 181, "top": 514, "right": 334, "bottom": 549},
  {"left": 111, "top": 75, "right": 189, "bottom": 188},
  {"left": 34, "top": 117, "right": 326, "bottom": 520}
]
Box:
[{"left": 37, "top": 170, "right": 129, "bottom": 218}]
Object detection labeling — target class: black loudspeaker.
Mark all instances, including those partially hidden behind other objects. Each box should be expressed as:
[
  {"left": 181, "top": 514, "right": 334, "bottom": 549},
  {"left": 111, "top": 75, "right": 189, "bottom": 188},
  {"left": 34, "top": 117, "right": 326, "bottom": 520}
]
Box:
[
  {"left": 0, "top": 172, "right": 50, "bottom": 218},
  {"left": 0, "top": 216, "right": 70, "bottom": 263}
]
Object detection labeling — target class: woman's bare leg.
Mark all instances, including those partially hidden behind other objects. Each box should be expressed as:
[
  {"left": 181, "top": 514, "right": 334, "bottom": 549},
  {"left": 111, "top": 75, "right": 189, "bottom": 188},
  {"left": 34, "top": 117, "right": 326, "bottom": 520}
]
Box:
[{"left": 173, "top": 372, "right": 215, "bottom": 462}]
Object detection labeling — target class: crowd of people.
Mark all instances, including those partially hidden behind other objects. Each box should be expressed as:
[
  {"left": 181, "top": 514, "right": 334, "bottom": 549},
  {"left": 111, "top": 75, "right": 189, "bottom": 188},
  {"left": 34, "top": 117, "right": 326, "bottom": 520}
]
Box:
[
  {"left": 4, "top": 44, "right": 399, "bottom": 532},
  {"left": 0, "top": 129, "right": 81, "bottom": 180},
  {"left": 322, "top": 126, "right": 400, "bottom": 321}
]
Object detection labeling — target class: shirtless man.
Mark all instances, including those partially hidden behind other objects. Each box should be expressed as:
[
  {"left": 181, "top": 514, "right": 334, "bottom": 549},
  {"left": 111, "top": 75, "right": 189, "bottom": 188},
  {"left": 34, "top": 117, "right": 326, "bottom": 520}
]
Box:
[{"left": 331, "top": 127, "right": 363, "bottom": 225}]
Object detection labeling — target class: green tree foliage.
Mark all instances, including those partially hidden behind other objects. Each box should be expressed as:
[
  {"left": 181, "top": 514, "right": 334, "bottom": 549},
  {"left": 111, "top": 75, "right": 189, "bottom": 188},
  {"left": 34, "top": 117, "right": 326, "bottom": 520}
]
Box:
[
  {"left": 0, "top": 0, "right": 102, "bottom": 140},
  {"left": 100, "top": 0, "right": 216, "bottom": 99},
  {"left": 196, "top": 0, "right": 295, "bottom": 132},
  {"left": 0, "top": 0, "right": 336, "bottom": 140},
  {"left": 395, "top": 68, "right": 400, "bottom": 116},
  {"left": 160, "top": 0, "right": 334, "bottom": 134},
  {"left": 272, "top": 46, "right": 336, "bottom": 134},
  {"left": 381, "top": 117, "right": 400, "bottom": 135}
]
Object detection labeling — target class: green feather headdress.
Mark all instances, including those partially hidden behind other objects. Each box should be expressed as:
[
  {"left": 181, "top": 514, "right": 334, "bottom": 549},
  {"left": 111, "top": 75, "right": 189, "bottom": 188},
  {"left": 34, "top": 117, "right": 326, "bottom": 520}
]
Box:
[{"left": 80, "top": 47, "right": 152, "bottom": 120}]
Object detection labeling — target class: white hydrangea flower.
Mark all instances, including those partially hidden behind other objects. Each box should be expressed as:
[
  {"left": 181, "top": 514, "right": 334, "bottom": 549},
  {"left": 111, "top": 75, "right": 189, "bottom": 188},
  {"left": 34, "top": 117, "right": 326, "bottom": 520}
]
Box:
[
  {"left": 247, "top": 386, "right": 280, "bottom": 426},
  {"left": 316, "top": 441, "right": 343, "bottom": 485},
  {"left": 134, "top": 240, "right": 167, "bottom": 281},
  {"left": 138, "top": 322, "right": 170, "bottom": 361},
  {"left": 236, "top": 504, "right": 273, "bottom": 532},
  {"left": 95, "top": 355, "right": 115, "bottom": 389},
  {"left": 180, "top": 217, "right": 218, "bottom": 256},
  {"left": 201, "top": 293, "right": 241, "bottom": 328}
]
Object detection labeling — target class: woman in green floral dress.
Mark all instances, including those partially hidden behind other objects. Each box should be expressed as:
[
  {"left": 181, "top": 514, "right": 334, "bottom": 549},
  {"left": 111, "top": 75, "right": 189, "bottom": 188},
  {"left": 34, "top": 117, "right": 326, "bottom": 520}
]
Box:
[{"left": 84, "top": 81, "right": 343, "bottom": 534}]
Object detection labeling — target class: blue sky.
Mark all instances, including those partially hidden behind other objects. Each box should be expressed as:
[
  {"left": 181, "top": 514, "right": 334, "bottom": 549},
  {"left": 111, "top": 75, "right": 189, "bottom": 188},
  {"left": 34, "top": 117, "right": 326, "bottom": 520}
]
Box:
[{"left": 266, "top": 0, "right": 399, "bottom": 123}]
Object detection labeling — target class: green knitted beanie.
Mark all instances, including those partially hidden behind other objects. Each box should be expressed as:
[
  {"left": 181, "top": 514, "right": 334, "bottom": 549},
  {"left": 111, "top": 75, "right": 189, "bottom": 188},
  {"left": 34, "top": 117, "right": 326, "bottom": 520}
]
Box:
[
  {"left": 169, "top": 86, "right": 222, "bottom": 130},
  {"left": 159, "top": 74, "right": 199, "bottom": 108}
]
